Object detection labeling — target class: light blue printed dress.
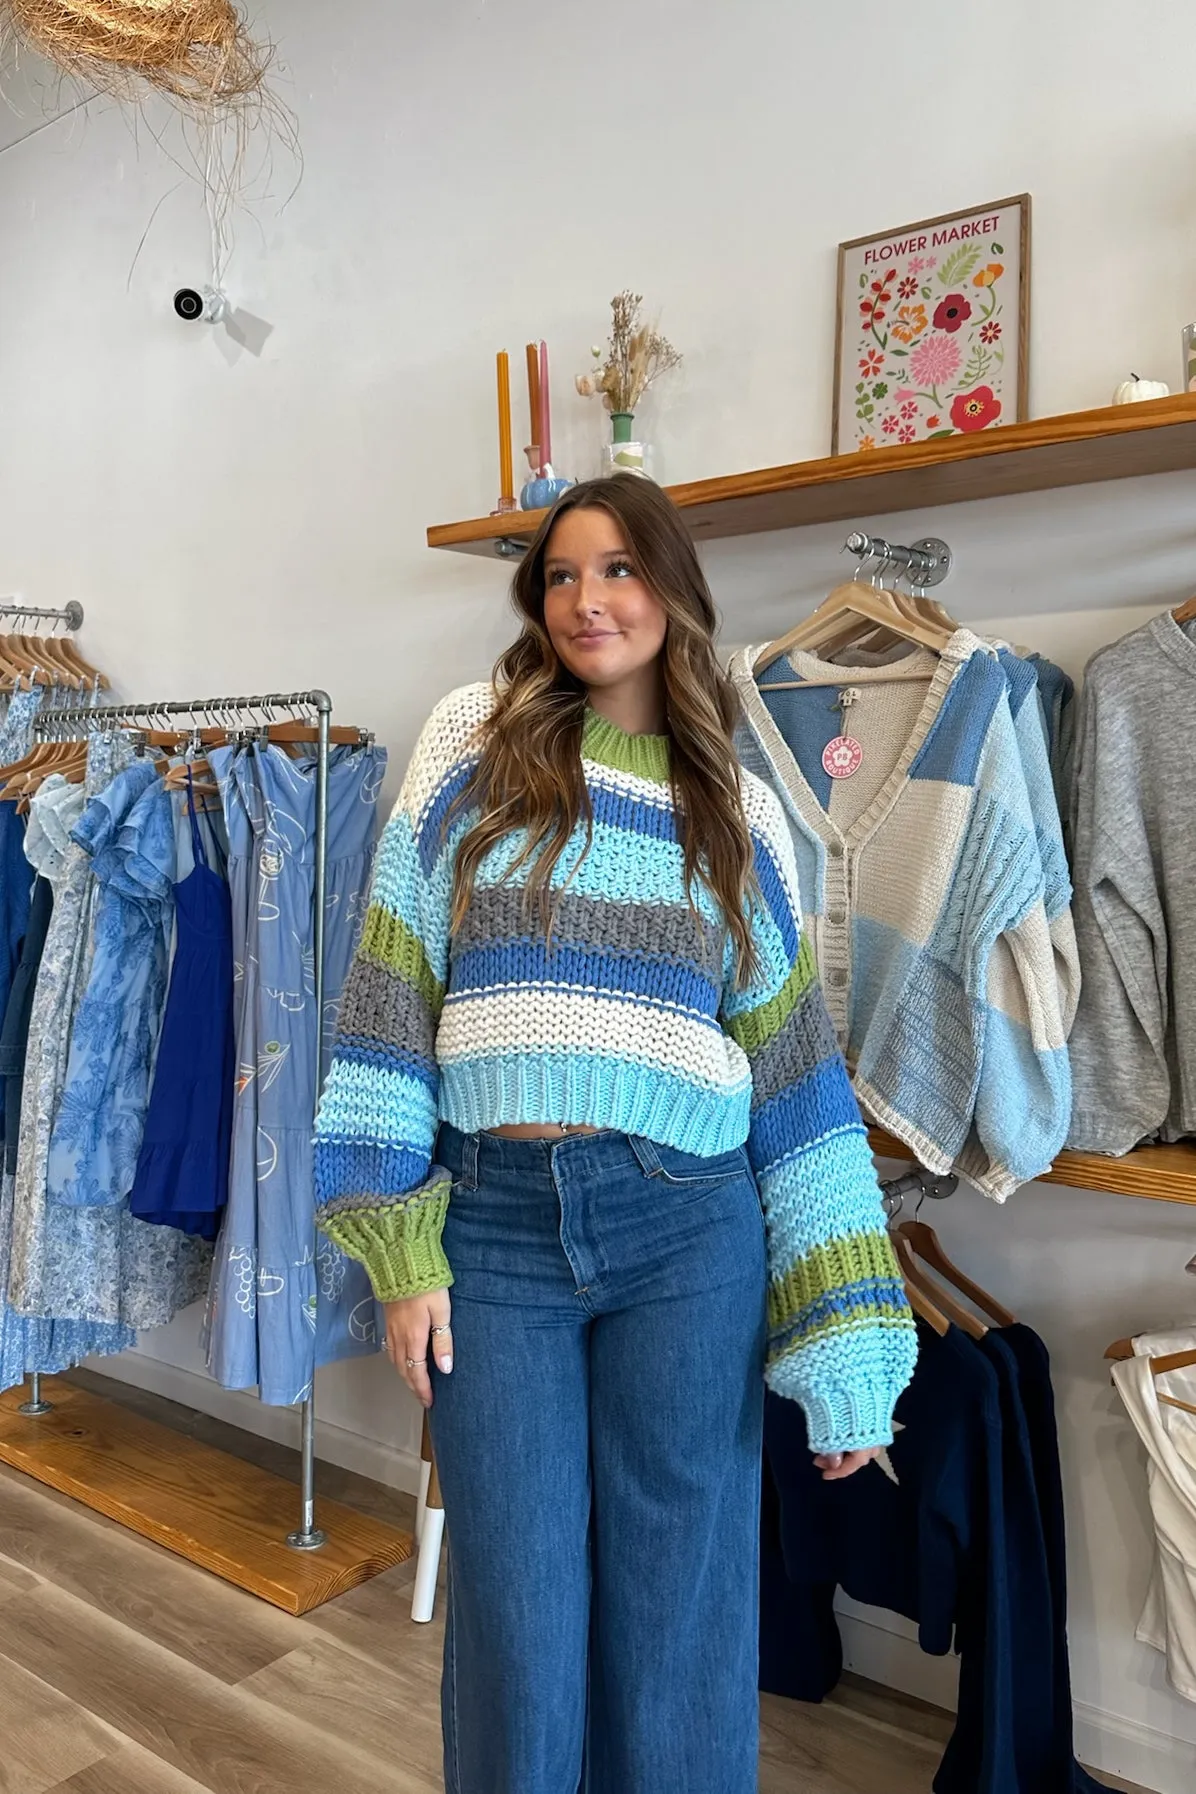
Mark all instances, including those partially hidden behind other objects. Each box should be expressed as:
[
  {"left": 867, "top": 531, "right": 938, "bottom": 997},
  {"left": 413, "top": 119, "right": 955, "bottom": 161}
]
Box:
[
  {"left": 0, "top": 746, "right": 131, "bottom": 1386},
  {"left": 205, "top": 741, "right": 385, "bottom": 1405},
  {"left": 48, "top": 759, "right": 175, "bottom": 1208},
  {"left": 7, "top": 739, "right": 210, "bottom": 1334}
]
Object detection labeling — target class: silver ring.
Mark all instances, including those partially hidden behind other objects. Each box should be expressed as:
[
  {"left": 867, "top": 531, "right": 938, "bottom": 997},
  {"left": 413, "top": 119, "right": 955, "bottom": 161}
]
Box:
[
  {"left": 405, "top": 1357, "right": 427, "bottom": 1369},
  {"left": 430, "top": 1324, "right": 451, "bottom": 1337}
]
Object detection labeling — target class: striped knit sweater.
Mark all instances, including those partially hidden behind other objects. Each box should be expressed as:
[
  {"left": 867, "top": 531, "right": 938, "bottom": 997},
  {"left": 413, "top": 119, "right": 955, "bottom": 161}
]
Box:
[{"left": 314, "top": 684, "right": 916, "bottom": 1454}]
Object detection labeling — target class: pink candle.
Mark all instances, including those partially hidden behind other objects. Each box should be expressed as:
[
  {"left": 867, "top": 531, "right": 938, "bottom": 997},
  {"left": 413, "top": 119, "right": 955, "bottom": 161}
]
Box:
[{"left": 538, "top": 339, "right": 552, "bottom": 469}]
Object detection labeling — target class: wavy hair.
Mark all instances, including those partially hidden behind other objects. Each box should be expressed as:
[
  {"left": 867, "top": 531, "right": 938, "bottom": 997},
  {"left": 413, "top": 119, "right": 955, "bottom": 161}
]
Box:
[{"left": 450, "top": 476, "right": 759, "bottom": 983}]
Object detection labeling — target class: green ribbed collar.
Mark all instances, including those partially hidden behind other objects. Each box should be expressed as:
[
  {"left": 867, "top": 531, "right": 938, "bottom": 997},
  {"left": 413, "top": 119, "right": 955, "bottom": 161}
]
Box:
[{"left": 582, "top": 707, "right": 671, "bottom": 784}]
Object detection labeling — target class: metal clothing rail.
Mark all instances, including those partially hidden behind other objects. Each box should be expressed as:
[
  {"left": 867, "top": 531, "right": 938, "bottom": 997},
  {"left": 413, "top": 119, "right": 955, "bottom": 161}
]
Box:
[
  {"left": 0, "top": 600, "right": 84, "bottom": 631},
  {"left": 843, "top": 529, "right": 953, "bottom": 590},
  {"left": 23, "top": 688, "right": 335, "bottom": 1554}
]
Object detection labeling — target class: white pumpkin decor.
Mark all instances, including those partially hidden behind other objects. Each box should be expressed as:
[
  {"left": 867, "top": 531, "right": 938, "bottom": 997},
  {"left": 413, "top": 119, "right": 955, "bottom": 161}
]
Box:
[{"left": 1113, "top": 374, "right": 1171, "bottom": 404}]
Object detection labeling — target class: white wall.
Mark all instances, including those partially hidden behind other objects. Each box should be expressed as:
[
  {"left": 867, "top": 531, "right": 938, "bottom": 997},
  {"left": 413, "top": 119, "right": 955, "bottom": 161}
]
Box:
[{"left": 3, "top": 1, "right": 1196, "bottom": 1785}]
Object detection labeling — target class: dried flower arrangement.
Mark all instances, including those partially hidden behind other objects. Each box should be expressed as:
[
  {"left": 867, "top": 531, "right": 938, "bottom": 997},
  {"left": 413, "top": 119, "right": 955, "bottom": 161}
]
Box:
[
  {"left": 575, "top": 291, "right": 681, "bottom": 416},
  {"left": 2, "top": 0, "right": 273, "bottom": 114}
]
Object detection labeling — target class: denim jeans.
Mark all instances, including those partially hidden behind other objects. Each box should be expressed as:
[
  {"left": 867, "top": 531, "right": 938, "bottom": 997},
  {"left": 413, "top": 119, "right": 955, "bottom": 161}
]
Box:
[{"left": 429, "top": 1123, "right": 767, "bottom": 1794}]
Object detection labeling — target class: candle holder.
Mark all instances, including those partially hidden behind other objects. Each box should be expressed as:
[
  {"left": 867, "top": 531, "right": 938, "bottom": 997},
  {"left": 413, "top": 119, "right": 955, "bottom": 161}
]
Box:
[
  {"left": 520, "top": 471, "right": 573, "bottom": 511},
  {"left": 491, "top": 494, "right": 520, "bottom": 516}
]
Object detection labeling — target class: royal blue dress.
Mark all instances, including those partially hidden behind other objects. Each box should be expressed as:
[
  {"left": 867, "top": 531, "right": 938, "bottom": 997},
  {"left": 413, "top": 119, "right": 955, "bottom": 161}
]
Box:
[{"left": 130, "top": 776, "right": 234, "bottom": 1241}]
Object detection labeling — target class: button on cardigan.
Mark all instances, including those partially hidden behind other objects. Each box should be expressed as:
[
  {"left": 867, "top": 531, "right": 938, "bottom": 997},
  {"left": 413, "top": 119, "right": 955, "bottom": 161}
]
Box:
[{"left": 314, "top": 684, "right": 916, "bottom": 1455}]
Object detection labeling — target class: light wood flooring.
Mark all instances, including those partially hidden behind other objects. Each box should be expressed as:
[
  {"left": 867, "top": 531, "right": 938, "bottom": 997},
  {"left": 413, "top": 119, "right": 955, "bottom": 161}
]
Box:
[{"left": 0, "top": 1371, "right": 1149, "bottom": 1794}]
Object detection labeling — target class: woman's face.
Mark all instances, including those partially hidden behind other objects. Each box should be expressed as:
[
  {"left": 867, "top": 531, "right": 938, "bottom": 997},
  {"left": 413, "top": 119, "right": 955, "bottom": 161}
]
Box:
[{"left": 541, "top": 506, "right": 668, "bottom": 696}]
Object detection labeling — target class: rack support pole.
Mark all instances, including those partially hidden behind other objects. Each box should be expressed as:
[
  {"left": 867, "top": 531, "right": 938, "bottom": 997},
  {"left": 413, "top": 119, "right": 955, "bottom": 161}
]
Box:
[
  {"left": 287, "top": 692, "right": 332, "bottom": 1553},
  {"left": 18, "top": 1374, "right": 52, "bottom": 1417}
]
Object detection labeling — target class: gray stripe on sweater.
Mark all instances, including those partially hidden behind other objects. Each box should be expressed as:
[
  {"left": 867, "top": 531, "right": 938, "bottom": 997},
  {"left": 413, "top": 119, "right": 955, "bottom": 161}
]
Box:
[
  {"left": 454, "top": 884, "right": 726, "bottom": 969},
  {"left": 748, "top": 984, "right": 842, "bottom": 1105},
  {"left": 338, "top": 956, "right": 438, "bottom": 1057}
]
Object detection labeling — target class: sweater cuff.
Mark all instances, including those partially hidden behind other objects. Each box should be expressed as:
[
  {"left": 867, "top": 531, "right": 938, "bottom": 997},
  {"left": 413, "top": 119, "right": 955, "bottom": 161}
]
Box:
[
  {"left": 765, "top": 1322, "right": 918, "bottom": 1455},
  {"left": 317, "top": 1167, "right": 453, "bottom": 1303}
]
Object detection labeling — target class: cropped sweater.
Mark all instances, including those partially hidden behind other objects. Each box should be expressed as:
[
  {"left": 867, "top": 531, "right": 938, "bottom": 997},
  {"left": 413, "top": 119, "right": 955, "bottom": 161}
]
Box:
[{"left": 314, "top": 684, "right": 916, "bottom": 1454}]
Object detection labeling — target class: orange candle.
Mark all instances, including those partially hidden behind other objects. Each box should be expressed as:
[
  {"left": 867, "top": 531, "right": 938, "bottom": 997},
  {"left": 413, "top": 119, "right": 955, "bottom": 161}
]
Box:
[
  {"left": 526, "top": 343, "right": 541, "bottom": 458},
  {"left": 497, "top": 350, "right": 514, "bottom": 501}
]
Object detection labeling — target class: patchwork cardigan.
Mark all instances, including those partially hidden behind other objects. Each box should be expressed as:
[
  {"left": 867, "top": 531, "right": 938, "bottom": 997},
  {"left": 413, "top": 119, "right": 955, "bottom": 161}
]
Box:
[
  {"left": 730, "top": 632, "right": 1072, "bottom": 1200},
  {"left": 314, "top": 684, "right": 916, "bottom": 1455}
]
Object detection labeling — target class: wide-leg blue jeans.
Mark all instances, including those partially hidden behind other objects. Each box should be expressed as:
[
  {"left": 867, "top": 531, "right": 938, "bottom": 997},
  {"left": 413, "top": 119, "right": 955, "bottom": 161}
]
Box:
[{"left": 429, "top": 1123, "right": 767, "bottom": 1794}]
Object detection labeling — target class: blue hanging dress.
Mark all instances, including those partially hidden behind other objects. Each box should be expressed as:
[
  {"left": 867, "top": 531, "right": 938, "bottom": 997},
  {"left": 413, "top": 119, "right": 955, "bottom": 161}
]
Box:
[{"left": 130, "top": 774, "right": 234, "bottom": 1241}]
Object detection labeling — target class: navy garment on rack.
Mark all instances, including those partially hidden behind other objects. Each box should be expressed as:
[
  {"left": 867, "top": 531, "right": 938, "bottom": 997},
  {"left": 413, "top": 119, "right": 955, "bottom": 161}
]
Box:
[
  {"left": 763, "top": 1322, "right": 1017, "bottom": 1792},
  {"left": 1000, "top": 1324, "right": 1107, "bottom": 1794},
  {"left": 0, "top": 806, "right": 33, "bottom": 1042},
  {"left": 762, "top": 1320, "right": 1108, "bottom": 1792},
  {"left": 130, "top": 781, "right": 233, "bottom": 1242},
  {"left": 0, "top": 876, "right": 53, "bottom": 1175}
]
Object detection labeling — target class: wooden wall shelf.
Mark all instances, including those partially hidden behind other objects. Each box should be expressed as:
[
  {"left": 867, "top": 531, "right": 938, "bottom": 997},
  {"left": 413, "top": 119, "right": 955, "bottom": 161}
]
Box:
[
  {"left": 427, "top": 393, "right": 1196, "bottom": 558},
  {"left": 868, "top": 1129, "right": 1196, "bottom": 1207}
]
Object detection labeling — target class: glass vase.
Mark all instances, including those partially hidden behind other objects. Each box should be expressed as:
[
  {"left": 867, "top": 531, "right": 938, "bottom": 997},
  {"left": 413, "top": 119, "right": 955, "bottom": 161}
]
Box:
[
  {"left": 603, "top": 411, "right": 652, "bottom": 479},
  {"left": 1183, "top": 324, "right": 1196, "bottom": 394}
]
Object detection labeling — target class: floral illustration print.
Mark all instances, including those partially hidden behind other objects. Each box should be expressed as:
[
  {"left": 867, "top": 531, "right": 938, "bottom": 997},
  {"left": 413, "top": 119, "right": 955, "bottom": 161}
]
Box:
[
  {"left": 846, "top": 225, "right": 1013, "bottom": 450},
  {"left": 933, "top": 293, "right": 972, "bottom": 333},
  {"left": 951, "top": 385, "right": 1002, "bottom": 432}
]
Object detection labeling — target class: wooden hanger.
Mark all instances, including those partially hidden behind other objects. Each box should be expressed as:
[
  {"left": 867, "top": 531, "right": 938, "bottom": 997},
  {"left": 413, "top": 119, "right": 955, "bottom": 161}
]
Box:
[
  {"left": 1173, "top": 595, "right": 1196, "bottom": 624},
  {"left": 892, "top": 1230, "right": 987, "bottom": 1340},
  {"left": 904, "top": 1278, "right": 950, "bottom": 1336},
  {"left": 24, "top": 633, "right": 85, "bottom": 690},
  {"left": 1106, "top": 1336, "right": 1196, "bottom": 1417},
  {"left": 0, "top": 635, "right": 54, "bottom": 689},
  {"left": 754, "top": 580, "right": 953, "bottom": 687},
  {"left": 54, "top": 635, "right": 109, "bottom": 689},
  {"left": 0, "top": 741, "right": 87, "bottom": 800},
  {"left": 896, "top": 1220, "right": 1016, "bottom": 1328}
]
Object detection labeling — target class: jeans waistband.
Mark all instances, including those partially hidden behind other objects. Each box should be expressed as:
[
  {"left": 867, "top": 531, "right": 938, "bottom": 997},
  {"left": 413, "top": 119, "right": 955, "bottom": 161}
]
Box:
[{"left": 436, "top": 1122, "right": 625, "bottom": 1190}]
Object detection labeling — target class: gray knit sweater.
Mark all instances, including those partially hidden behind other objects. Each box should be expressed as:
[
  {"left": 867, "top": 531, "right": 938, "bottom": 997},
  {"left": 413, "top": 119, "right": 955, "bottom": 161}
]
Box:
[{"left": 1067, "top": 611, "right": 1196, "bottom": 1153}]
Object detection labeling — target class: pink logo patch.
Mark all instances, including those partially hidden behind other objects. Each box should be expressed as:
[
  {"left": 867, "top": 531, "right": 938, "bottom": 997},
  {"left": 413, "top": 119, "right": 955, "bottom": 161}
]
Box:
[{"left": 822, "top": 735, "right": 863, "bottom": 779}]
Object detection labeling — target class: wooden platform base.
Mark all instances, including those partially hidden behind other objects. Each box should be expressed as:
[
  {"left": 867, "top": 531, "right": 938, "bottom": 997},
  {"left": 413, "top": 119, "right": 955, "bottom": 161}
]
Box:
[{"left": 0, "top": 1377, "right": 412, "bottom": 1615}]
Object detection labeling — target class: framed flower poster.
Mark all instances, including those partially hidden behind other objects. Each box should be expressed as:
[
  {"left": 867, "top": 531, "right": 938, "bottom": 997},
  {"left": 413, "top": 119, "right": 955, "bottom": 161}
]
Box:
[{"left": 831, "top": 195, "right": 1030, "bottom": 454}]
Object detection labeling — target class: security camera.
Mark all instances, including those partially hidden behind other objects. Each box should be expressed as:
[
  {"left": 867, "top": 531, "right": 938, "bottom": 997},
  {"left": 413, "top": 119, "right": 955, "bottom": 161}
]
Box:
[{"left": 174, "top": 287, "right": 206, "bottom": 322}]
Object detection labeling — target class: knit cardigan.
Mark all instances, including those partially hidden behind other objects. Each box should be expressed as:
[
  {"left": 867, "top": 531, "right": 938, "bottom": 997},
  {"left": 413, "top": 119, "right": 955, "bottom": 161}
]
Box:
[
  {"left": 730, "top": 632, "right": 1072, "bottom": 1200},
  {"left": 314, "top": 684, "right": 916, "bottom": 1454}
]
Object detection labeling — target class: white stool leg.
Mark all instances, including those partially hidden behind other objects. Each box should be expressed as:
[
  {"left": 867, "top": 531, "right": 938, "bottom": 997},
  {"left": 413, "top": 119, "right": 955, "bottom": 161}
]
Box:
[
  {"left": 411, "top": 1419, "right": 445, "bottom": 1624},
  {"left": 416, "top": 1458, "right": 431, "bottom": 1545},
  {"left": 411, "top": 1506, "right": 445, "bottom": 1623}
]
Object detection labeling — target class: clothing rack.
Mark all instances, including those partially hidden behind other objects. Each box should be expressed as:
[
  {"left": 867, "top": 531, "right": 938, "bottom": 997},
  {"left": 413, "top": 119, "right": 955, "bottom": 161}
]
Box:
[
  {"left": 843, "top": 529, "right": 953, "bottom": 590},
  {"left": 26, "top": 689, "right": 333, "bottom": 1554},
  {"left": 0, "top": 600, "right": 85, "bottom": 631}
]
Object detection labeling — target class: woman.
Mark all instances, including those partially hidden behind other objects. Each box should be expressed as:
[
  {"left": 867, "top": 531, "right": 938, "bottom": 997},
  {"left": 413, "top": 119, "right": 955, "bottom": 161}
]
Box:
[{"left": 315, "top": 476, "right": 916, "bottom": 1794}]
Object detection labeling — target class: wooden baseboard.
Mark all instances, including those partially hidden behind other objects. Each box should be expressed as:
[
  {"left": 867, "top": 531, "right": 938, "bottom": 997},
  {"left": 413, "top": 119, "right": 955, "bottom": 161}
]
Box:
[{"left": 0, "top": 1378, "right": 412, "bottom": 1615}]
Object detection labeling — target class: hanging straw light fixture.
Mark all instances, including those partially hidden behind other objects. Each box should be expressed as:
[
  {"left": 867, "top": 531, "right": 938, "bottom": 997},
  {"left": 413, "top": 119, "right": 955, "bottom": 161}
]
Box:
[{"left": 2, "top": 0, "right": 272, "bottom": 113}]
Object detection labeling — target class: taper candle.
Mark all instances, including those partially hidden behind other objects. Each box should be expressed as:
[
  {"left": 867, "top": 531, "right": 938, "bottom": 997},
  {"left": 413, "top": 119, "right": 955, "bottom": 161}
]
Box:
[
  {"left": 538, "top": 339, "right": 552, "bottom": 470},
  {"left": 497, "top": 350, "right": 514, "bottom": 502},
  {"left": 526, "top": 343, "right": 541, "bottom": 464}
]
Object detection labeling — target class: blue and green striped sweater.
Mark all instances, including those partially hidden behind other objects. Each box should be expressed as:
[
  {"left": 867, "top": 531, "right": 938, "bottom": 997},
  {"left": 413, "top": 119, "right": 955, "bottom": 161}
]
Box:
[{"left": 314, "top": 684, "right": 915, "bottom": 1453}]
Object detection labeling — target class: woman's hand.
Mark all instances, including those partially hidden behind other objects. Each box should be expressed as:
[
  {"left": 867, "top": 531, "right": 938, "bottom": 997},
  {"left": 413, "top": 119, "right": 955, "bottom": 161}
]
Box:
[
  {"left": 382, "top": 1290, "right": 453, "bottom": 1409},
  {"left": 813, "top": 1447, "right": 883, "bottom": 1482}
]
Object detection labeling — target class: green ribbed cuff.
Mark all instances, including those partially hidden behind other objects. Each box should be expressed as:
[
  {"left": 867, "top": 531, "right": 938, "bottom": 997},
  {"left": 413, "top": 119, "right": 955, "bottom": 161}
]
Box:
[{"left": 317, "top": 1179, "right": 453, "bottom": 1303}]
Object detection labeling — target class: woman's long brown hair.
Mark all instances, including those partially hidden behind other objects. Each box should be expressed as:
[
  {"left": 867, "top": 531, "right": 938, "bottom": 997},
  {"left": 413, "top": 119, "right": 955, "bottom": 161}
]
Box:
[{"left": 450, "top": 475, "right": 759, "bottom": 983}]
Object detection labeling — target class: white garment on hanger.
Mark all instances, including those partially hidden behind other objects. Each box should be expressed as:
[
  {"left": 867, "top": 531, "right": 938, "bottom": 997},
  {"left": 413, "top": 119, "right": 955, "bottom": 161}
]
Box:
[{"left": 1111, "top": 1329, "right": 1196, "bottom": 1702}]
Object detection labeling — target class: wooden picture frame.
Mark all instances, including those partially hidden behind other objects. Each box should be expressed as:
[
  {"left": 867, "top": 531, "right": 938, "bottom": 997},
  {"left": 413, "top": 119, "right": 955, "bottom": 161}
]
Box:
[{"left": 831, "top": 194, "right": 1031, "bottom": 455}]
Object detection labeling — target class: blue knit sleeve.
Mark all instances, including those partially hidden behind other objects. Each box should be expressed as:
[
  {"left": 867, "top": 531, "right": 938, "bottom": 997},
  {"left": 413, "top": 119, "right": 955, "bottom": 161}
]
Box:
[
  {"left": 724, "top": 782, "right": 917, "bottom": 1455},
  {"left": 314, "top": 686, "right": 487, "bottom": 1302}
]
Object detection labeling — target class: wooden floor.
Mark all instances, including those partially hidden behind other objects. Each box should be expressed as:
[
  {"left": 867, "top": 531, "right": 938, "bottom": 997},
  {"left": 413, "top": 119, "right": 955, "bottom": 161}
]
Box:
[{"left": 0, "top": 1372, "right": 1148, "bottom": 1794}]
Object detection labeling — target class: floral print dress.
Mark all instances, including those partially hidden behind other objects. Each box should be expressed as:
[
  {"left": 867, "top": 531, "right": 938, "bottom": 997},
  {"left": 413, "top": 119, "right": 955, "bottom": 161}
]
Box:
[
  {"left": 6, "top": 739, "right": 209, "bottom": 1334},
  {"left": 0, "top": 771, "right": 136, "bottom": 1385}
]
